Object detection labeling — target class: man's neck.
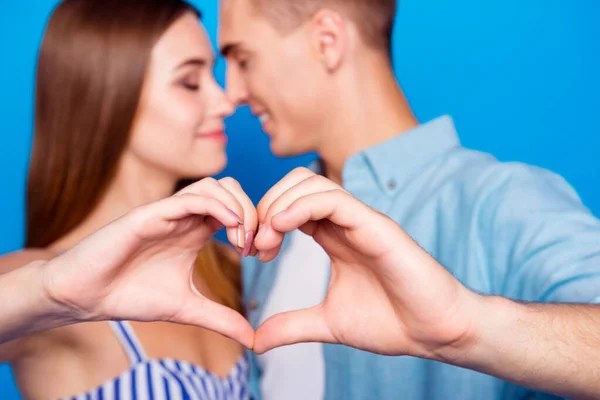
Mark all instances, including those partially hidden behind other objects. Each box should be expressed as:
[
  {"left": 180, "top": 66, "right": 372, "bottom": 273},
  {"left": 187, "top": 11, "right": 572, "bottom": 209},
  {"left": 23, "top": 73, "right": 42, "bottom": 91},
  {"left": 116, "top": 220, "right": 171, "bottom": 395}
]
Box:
[{"left": 317, "top": 58, "right": 418, "bottom": 185}]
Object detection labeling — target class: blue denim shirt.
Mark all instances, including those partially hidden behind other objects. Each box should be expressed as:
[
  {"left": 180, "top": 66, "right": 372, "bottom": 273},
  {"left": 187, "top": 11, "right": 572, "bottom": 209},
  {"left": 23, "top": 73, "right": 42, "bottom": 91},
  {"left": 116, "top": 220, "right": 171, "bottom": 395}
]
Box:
[{"left": 243, "top": 115, "right": 600, "bottom": 400}]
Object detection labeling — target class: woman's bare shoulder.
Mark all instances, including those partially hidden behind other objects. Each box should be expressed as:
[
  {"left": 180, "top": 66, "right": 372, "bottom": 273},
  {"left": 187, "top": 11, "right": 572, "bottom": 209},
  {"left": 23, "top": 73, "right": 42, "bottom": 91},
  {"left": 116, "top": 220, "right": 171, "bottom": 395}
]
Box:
[{"left": 0, "top": 248, "right": 57, "bottom": 275}]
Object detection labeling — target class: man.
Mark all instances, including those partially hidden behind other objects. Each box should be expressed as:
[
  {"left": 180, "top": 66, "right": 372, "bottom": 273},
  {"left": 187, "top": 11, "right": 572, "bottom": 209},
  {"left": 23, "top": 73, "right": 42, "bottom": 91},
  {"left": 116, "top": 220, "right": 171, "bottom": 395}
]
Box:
[{"left": 218, "top": 0, "right": 600, "bottom": 399}]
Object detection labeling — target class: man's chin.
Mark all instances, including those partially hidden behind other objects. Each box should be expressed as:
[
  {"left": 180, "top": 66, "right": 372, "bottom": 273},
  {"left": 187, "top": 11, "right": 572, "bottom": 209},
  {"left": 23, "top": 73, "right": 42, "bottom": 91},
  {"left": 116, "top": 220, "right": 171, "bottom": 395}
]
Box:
[{"left": 269, "top": 140, "right": 304, "bottom": 158}]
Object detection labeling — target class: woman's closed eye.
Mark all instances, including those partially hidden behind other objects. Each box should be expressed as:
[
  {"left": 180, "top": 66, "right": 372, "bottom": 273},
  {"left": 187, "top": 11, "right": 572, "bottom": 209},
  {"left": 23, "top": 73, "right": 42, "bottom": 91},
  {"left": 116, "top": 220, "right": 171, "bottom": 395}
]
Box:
[
  {"left": 177, "top": 70, "right": 201, "bottom": 91},
  {"left": 181, "top": 81, "right": 200, "bottom": 91}
]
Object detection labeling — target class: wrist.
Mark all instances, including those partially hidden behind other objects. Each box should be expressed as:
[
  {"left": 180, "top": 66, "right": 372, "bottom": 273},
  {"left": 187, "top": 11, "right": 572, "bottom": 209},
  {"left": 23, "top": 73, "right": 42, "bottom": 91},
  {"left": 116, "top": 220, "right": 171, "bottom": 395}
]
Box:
[
  {"left": 436, "top": 294, "right": 521, "bottom": 369},
  {"left": 429, "top": 290, "right": 486, "bottom": 365},
  {"left": 0, "top": 260, "right": 80, "bottom": 341},
  {"left": 37, "top": 258, "right": 88, "bottom": 325}
]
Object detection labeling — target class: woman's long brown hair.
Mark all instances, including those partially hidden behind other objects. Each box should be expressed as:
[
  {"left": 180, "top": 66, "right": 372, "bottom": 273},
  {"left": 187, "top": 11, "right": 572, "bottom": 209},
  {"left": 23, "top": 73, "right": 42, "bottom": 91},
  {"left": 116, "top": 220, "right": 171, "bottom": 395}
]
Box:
[{"left": 26, "top": 0, "right": 241, "bottom": 312}]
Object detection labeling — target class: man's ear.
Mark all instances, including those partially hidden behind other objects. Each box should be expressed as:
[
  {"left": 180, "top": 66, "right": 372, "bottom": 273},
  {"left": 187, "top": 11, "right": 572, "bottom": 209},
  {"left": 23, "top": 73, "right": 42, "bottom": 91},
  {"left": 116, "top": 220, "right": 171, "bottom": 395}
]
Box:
[{"left": 310, "top": 9, "right": 346, "bottom": 72}]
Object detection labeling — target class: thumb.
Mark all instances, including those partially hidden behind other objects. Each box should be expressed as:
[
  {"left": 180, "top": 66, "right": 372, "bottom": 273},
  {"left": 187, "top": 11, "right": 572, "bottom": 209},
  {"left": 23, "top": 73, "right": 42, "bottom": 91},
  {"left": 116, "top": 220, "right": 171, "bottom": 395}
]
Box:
[{"left": 253, "top": 305, "right": 335, "bottom": 354}]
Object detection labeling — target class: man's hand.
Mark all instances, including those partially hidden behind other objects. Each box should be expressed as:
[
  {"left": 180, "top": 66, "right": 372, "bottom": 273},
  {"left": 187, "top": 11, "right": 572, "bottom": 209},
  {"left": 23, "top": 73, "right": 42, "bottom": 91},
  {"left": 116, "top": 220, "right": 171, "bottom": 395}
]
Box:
[
  {"left": 252, "top": 168, "right": 600, "bottom": 399},
  {"left": 252, "top": 168, "right": 481, "bottom": 359}
]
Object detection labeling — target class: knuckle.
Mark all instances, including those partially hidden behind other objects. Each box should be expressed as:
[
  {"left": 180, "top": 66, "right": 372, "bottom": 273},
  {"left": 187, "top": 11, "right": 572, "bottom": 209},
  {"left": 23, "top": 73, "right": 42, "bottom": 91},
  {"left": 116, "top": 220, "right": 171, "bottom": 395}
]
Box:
[
  {"left": 201, "top": 177, "right": 218, "bottom": 186},
  {"left": 290, "top": 167, "right": 314, "bottom": 178},
  {"left": 219, "top": 176, "right": 241, "bottom": 187}
]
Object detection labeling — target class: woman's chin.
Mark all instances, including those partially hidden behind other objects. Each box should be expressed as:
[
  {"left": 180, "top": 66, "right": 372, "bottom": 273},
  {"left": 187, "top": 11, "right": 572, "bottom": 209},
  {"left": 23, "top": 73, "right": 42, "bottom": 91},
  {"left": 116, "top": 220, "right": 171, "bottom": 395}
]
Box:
[{"left": 182, "top": 156, "right": 228, "bottom": 179}]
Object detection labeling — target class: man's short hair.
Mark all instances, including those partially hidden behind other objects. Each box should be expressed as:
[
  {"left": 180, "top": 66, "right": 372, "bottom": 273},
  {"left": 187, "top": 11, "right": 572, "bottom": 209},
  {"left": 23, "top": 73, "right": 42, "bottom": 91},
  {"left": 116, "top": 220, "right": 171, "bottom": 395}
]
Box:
[{"left": 251, "top": 0, "right": 397, "bottom": 54}]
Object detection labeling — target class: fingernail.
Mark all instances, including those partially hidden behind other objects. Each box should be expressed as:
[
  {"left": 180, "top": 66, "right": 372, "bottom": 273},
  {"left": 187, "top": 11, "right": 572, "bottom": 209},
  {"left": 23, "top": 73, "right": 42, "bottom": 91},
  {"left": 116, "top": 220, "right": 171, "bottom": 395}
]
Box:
[
  {"left": 242, "top": 231, "right": 254, "bottom": 257},
  {"left": 237, "top": 225, "right": 245, "bottom": 248},
  {"left": 227, "top": 208, "right": 243, "bottom": 224}
]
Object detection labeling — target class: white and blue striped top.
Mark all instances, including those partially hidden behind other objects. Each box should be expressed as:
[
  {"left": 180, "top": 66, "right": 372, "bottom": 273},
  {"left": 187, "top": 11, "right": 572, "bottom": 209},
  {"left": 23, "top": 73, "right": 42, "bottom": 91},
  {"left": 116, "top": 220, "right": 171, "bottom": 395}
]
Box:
[{"left": 59, "top": 321, "right": 251, "bottom": 400}]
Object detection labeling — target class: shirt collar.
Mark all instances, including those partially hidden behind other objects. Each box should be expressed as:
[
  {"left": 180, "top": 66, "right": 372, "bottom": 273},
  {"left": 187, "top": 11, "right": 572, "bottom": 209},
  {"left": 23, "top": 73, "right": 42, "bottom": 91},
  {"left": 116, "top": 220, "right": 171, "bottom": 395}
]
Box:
[{"left": 310, "top": 115, "right": 461, "bottom": 195}]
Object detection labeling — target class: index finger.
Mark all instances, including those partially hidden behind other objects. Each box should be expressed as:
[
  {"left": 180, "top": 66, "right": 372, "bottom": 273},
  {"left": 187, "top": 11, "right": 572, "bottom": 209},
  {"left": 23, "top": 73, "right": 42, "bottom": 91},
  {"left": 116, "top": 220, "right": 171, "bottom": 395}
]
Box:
[
  {"left": 257, "top": 167, "right": 316, "bottom": 222},
  {"left": 218, "top": 177, "right": 258, "bottom": 257}
]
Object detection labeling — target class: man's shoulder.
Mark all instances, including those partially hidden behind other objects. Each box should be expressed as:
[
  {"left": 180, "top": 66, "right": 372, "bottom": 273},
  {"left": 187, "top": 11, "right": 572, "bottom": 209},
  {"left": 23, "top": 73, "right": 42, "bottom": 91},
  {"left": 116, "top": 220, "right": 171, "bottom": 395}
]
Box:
[
  {"left": 466, "top": 158, "right": 581, "bottom": 206},
  {"left": 428, "top": 147, "right": 578, "bottom": 200},
  {"left": 395, "top": 147, "right": 589, "bottom": 233}
]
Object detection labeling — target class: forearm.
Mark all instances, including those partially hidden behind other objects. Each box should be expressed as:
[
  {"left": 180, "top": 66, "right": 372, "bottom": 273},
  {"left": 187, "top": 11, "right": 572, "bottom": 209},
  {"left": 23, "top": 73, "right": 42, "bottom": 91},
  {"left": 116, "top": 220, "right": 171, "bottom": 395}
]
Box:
[
  {"left": 442, "top": 296, "right": 600, "bottom": 399},
  {"left": 0, "top": 261, "right": 75, "bottom": 344}
]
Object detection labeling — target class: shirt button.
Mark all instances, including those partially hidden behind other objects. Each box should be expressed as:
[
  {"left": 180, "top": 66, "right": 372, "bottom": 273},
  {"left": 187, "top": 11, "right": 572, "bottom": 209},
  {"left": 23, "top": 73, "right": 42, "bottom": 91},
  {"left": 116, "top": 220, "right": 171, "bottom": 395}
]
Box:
[
  {"left": 387, "top": 179, "right": 397, "bottom": 190},
  {"left": 248, "top": 300, "right": 259, "bottom": 311}
]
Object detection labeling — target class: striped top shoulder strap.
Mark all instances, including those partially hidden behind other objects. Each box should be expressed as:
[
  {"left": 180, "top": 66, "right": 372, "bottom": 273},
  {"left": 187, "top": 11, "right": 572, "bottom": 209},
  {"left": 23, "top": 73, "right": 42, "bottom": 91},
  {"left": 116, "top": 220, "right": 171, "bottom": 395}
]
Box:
[{"left": 109, "top": 321, "right": 148, "bottom": 366}]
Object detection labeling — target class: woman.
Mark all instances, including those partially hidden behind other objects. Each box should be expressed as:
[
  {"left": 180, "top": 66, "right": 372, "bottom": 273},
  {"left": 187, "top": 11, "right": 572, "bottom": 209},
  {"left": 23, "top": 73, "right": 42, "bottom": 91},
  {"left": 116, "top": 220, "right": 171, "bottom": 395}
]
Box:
[{"left": 0, "top": 0, "right": 253, "bottom": 398}]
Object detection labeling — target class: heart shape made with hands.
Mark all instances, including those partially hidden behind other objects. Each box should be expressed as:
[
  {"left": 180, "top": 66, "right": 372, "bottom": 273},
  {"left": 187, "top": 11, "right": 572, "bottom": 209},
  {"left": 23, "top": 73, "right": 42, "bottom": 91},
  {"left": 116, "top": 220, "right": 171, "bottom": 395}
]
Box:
[
  {"left": 44, "top": 166, "right": 585, "bottom": 400},
  {"left": 49, "top": 167, "right": 474, "bottom": 360},
  {"left": 212, "top": 168, "right": 475, "bottom": 358}
]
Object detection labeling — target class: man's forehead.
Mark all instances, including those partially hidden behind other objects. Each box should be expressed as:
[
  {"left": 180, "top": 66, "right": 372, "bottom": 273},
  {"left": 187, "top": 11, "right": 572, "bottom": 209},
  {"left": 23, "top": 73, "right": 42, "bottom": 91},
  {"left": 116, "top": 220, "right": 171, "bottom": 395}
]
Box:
[
  {"left": 218, "top": 0, "right": 256, "bottom": 48},
  {"left": 219, "top": 0, "right": 252, "bottom": 26},
  {"left": 219, "top": 0, "right": 242, "bottom": 36}
]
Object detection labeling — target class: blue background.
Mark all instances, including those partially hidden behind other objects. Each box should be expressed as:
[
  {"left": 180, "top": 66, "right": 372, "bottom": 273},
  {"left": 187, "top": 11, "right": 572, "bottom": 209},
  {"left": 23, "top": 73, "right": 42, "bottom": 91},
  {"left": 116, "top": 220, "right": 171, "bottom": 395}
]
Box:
[{"left": 1, "top": 0, "right": 599, "bottom": 397}]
